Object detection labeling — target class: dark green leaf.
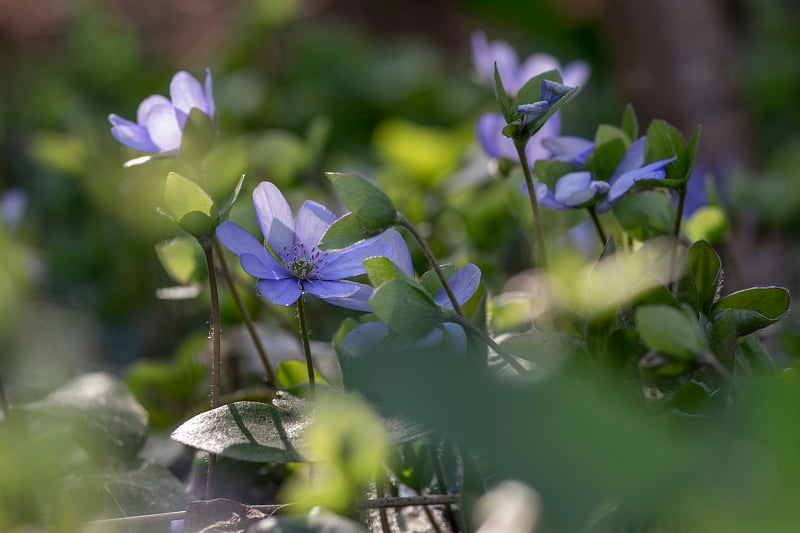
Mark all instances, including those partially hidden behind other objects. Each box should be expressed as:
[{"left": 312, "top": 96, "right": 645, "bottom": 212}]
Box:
[
  {"left": 494, "top": 63, "right": 514, "bottom": 122},
  {"left": 635, "top": 305, "right": 708, "bottom": 361},
  {"left": 585, "top": 138, "right": 627, "bottom": 181},
  {"left": 710, "top": 311, "right": 738, "bottom": 368},
  {"left": 171, "top": 397, "right": 310, "bottom": 463},
  {"left": 686, "top": 240, "right": 722, "bottom": 314},
  {"left": 738, "top": 336, "right": 777, "bottom": 374},
  {"left": 369, "top": 279, "right": 442, "bottom": 336},
  {"left": 684, "top": 126, "right": 702, "bottom": 181},
  {"left": 17, "top": 372, "right": 149, "bottom": 459},
  {"left": 594, "top": 125, "right": 631, "bottom": 148},
  {"left": 318, "top": 213, "right": 375, "bottom": 251},
  {"left": 644, "top": 120, "right": 688, "bottom": 180},
  {"left": 217, "top": 173, "right": 246, "bottom": 223},
  {"left": 327, "top": 173, "right": 396, "bottom": 230},
  {"left": 612, "top": 190, "right": 675, "bottom": 240},
  {"left": 499, "top": 331, "right": 583, "bottom": 364},
  {"left": 66, "top": 461, "right": 192, "bottom": 519},
  {"left": 621, "top": 103, "right": 639, "bottom": 140},
  {"left": 667, "top": 381, "right": 712, "bottom": 416},
  {"left": 712, "top": 287, "right": 790, "bottom": 336}
]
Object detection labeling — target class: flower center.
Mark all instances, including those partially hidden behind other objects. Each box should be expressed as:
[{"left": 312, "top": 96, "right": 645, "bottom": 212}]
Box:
[{"left": 278, "top": 242, "right": 326, "bottom": 281}]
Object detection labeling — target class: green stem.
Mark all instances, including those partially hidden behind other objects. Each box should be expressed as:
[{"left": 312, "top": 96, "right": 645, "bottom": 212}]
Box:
[
  {"left": 514, "top": 140, "right": 549, "bottom": 269},
  {"left": 0, "top": 373, "right": 8, "bottom": 421},
  {"left": 201, "top": 242, "right": 222, "bottom": 500},
  {"left": 215, "top": 239, "right": 278, "bottom": 389},
  {"left": 669, "top": 186, "right": 688, "bottom": 293},
  {"left": 397, "top": 215, "right": 464, "bottom": 317},
  {"left": 296, "top": 295, "right": 316, "bottom": 397},
  {"left": 700, "top": 351, "right": 734, "bottom": 384},
  {"left": 587, "top": 206, "right": 607, "bottom": 245},
  {"left": 673, "top": 186, "right": 687, "bottom": 239}
]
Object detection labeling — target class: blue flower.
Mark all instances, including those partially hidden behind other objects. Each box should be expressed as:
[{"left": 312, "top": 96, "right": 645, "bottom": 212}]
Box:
[
  {"left": 471, "top": 32, "right": 590, "bottom": 95},
  {"left": 523, "top": 172, "right": 611, "bottom": 210},
  {"left": 343, "top": 263, "right": 482, "bottom": 356},
  {"left": 595, "top": 137, "right": 677, "bottom": 212},
  {"left": 109, "top": 69, "right": 215, "bottom": 154},
  {"left": 216, "top": 181, "right": 410, "bottom": 311},
  {"left": 477, "top": 111, "right": 561, "bottom": 165},
  {"left": 541, "top": 136, "right": 595, "bottom": 168}
]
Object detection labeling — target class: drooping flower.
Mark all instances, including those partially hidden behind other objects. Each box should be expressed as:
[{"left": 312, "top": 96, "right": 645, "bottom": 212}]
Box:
[
  {"left": 524, "top": 137, "right": 676, "bottom": 212},
  {"left": 471, "top": 32, "right": 590, "bottom": 95},
  {"left": 109, "top": 69, "right": 215, "bottom": 154},
  {"left": 343, "top": 263, "right": 482, "bottom": 357},
  {"left": 595, "top": 137, "right": 677, "bottom": 212},
  {"left": 216, "top": 181, "right": 410, "bottom": 311}
]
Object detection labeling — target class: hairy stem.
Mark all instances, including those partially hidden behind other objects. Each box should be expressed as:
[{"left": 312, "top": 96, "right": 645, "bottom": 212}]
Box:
[
  {"left": 296, "top": 295, "right": 316, "bottom": 397},
  {"left": 201, "top": 242, "right": 222, "bottom": 500},
  {"left": 215, "top": 239, "right": 278, "bottom": 389},
  {"left": 398, "top": 215, "right": 464, "bottom": 317},
  {"left": 514, "top": 140, "right": 549, "bottom": 269}
]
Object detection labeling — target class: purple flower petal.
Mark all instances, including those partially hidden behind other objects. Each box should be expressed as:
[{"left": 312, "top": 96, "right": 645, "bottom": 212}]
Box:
[
  {"left": 542, "top": 136, "right": 595, "bottom": 168},
  {"left": 605, "top": 159, "right": 675, "bottom": 204},
  {"left": 516, "top": 53, "right": 561, "bottom": 92},
  {"left": 433, "top": 263, "right": 481, "bottom": 308},
  {"left": 520, "top": 182, "right": 571, "bottom": 210},
  {"left": 441, "top": 322, "right": 467, "bottom": 355},
  {"left": 305, "top": 279, "right": 361, "bottom": 300},
  {"left": 380, "top": 229, "right": 414, "bottom": 276},
  {"left": 204, "top": 68, "right": 215, "bottom": 120},
  {"left": 471, "top": 32, "right": 519, "bottom": 90},
  {"left": 142, "top": 102, "right": 182, "bottom": 153},
  {"left": 109, "top": 117, "right": 161, "bottom": 153},
  {"left": 322, "top": 237, "right": 391, "bottom": 280},
  {"left": 252, "top": 182, "right": 295, "bottom": 253},
  {"left": 416, "top": 327, "right": 443, "bottom": 348},
  {"left": 343, "top": 321, "right": 390, "bottom": 357},
  {"left": 553, "top": 172, "right": 608, "bottom": 206},
  {"left": 240, "top": 252, "right": 288, "bottom": 280},
  {"left": 295, "top": 201, "right": 337, "bottom": 247},
  {"left": 170, "top": 71, "right": 208, "bottom": 127},
  {"left": 611, "top": 137, "right": 647, "bottom": 178},
  {"left": 562, "top": 60, "right": 592, "bottom": 88},
  {"left": 526, "top": 112, "right": 561, "bottom": 163},
  {"left": 315, "top": 281, "right": 374, "bottom": 311},
  {"left": 257, "top": 278, "right": 302, "bottom": 306},
  {"left": 476, "top": 113, "right": 507, "bottom": 160},
  {"left": 540, "top": 80, "right": 573, "bottom": 107},
  {"left": 137, "top": 94, "right": 172, "bottom": 125}
]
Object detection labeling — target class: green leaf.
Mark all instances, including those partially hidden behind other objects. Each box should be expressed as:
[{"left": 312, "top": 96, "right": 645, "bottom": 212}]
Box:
[
  {"left": 686, "top": 240, "right": 722, "bottom": 314},
  {"left": 369, "top": 279, "right": 442, "bottom": 336},
  {"left": 277, "top": 360, "right": 329, "bottom": 396},
  {"left": 594, "top": 125, "right": 631, "bottom": 149},
  {"left": 667, "top": 381, "right": 712, "bottom": 416},
  {"left": 163, "top": 171, "right": 217, "bottom": 238},
  {"left": 364, "top": 256, "right": 419, "bottom": 289},
  {"left": 635, "top": 305, "right": 708, "bottom": 361},
  {"left": 585, "top": 138, "right": 627, "bottom": 181},
  {"left": 644, "top": 120, "right": 688, "bottom": 180},
  {"left": 612, "top": 190, "right": 676, "bottom": 240},
  {"left": 65, "top": 461, "right": 192, "bottom": 519},
  {"left": 499, "top": 331, "right": 583, "bottom": 363},
  {"left": 16, "top": 372, "right": 149, "bottom": 459},
  {"left": 318, "top": 213, "right": 375, "bottom": 251},
  {"left": 216, "top": 173, "right": 246, "bottom": 223},
  {"left": 684, "top": 205, "right": 728, "bottom": 244},
  {"left": 712, "top": 287, "right": 790, "bottom": 336},
  {"left": 684, "top": 126, "right": 702, "bottom": 180},
  {"left": 494, "top": 63, "right": 514, "bottom": 122},
  {"left": 621, "top": 103, "right": 639, "bottom": 140},
  {"left": 533, "top": 160, "right": 575, "bottom": 189},
  {"left": 155, "top": 237, "right": 199, "bottom": 285},
  {"left": 170, "top": 396, "right": 310, "bottom": 463},
  {"left": 419, "top": 264, "right": 456, "bottom": 297},
  {"left": 327, "top": 173, "right": 397, "bottom": 230},
  {"left": 180, "top": 107, "right": 216, "bottom": 162}
]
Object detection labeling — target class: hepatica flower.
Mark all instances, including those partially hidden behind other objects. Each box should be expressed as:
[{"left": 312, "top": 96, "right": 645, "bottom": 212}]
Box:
[
  {"left": 109, "top": 69, "right": 215, "bottom": 154},
  {"left": 526, "top": 136, "right": 677, "bottom": 211},
  {"left": 216, "top": 181, "right": 408, "bottom": 311}
]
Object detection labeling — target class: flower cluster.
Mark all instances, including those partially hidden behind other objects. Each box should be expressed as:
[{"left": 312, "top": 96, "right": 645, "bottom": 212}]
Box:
[{"left": 109, "top": 69, "right": 215, "bottom": 155}]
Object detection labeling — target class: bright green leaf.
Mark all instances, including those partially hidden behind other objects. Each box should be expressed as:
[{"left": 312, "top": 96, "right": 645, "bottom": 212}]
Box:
[
  {"left": 635, "top": 305, "right": 708, "bottom": 361},
  {"left": 327, "top": 173, "right": 396, "bottom": 230},
  {"left": 155, "top": 237, "right": 199, "bottom": 285},
  {"left": 612, "top": 190, "right": 676, "bottom": 241},
  {"left": 369, "top": 279, "right": 442, "bottom": 336},
  {"left": 685, "top": 205, "right": 727, "bottom": 244},
  {"left": 621, "top": 103, "right": 639, "bottom": 140},
  {"left": 644, "top": 120, "right": 688, "bottom": 180},
  {"left": 163, "top": 171, "right": 217, "bottom": 238},
  {"left": 318, "top": 213, "right": 375, "bottom": 251}
]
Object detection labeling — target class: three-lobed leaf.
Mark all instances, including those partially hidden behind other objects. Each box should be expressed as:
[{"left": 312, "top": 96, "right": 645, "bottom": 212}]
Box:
[{"left": 327, "top": 172, "right": 396, "bottom": 230}]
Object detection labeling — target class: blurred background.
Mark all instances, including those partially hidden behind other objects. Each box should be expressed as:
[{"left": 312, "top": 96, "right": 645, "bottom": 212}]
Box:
[{"left": 1, "top": 0, "right": 799, "bottom": 400}]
